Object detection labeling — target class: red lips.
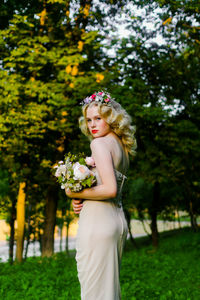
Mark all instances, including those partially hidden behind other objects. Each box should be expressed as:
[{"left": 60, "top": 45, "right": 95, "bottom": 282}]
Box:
[{"left": 92, "top": 130, "right": 98, "bottom": 134}]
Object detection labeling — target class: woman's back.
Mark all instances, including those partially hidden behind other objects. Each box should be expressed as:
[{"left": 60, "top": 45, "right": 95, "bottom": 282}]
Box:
[{"left": 96, "top": 132, "right": 129, "bottom": 176}]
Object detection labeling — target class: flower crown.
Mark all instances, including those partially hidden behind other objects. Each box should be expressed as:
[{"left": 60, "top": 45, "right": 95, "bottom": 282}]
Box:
[{"left": 81, "top": 91, "right": 113, "bottom": 106}]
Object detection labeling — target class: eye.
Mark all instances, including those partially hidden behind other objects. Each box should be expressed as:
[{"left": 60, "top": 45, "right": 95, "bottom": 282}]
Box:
[
  {"left": 87, "top": 119, "right": 91, "bottom": 123},
  {"left": 96, "top": 117, "right": 101, "bottom": 120}
]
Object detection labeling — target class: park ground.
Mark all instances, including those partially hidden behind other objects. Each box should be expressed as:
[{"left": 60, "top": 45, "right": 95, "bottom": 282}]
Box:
[{"left": 0, "top": 227, "right": 199, "bottom": 300}]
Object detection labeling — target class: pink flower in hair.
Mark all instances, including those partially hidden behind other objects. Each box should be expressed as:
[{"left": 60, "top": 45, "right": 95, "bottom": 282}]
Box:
[{"left": 81, "top": 91, "right": 114, "bottom": 106}]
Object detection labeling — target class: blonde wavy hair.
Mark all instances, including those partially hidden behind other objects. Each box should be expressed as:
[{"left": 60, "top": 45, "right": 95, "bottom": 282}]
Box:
[{"left": 79, "top": 98, "right": 137, "bottom": 156}]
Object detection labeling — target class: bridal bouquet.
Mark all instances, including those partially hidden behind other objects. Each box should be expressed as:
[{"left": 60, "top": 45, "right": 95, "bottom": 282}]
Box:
[{"left": 53, "top": 153, "right": 96, "bottom": 192}]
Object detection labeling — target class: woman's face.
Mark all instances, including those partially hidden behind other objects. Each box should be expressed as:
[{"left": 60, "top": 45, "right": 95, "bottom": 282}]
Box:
[{"left": 86, "top": 105, "right": 111, "bottom": 138}]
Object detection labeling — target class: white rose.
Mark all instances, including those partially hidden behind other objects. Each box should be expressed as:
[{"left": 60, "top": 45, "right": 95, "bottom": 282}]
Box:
[{"left": 73, "top": 162, "right": 90, "bottom": 181}]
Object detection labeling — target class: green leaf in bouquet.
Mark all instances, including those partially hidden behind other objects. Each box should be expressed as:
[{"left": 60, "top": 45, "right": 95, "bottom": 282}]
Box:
[
  {"left": 85, "top": 177, "right": 93, "bottom": 187},
  {"left": 58, "top": 176, "right": 64, "bottom": 184},
  {"left": 81, "top": 181, "right": 87, "bottom": 187},
  {"left": 79, "top": 157, "right": 86, "bottom": 165},
  {"left": 68, "top": 178, "right": 75, "bottom": 184}
]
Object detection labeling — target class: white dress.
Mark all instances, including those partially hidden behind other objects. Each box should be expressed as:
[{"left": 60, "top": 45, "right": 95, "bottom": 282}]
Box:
[{"left": 75, "top": 167, "right": 128, "bottom": 300}]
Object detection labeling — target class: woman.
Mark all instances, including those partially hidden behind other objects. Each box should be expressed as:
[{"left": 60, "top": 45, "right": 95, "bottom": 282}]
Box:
[{"left": 66, "top": 91, "right": 136, "bottom": 300}]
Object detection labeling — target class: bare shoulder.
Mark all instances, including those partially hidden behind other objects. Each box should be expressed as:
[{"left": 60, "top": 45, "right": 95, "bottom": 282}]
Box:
[{"left": 90, "top": 137, "right": 109, "bottom": 151}]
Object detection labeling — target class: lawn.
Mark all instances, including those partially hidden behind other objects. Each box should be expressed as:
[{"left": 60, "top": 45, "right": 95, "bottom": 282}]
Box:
[{"left": 0, "top": 228, "right": 199, "bottom": 300}]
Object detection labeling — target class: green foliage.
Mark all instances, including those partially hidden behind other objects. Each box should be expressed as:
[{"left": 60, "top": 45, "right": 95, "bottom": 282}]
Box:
[
  {"left": 0, "top": 0, "right": 111, "bottom": 251},
  {"left": 0, "top": 253, "right": 80, "bottom": 299},
  {"left": 121, "top": 228, "right": 200, "bottom": 299},
  {"left": 109, "top": 0, "right": 200, "bottom": 231},
  {"left": 0, "top": 170, "right": 10, "bottom": 199},
  {"left": 0, "top": 229, "right": 199, "bottom": 299}
]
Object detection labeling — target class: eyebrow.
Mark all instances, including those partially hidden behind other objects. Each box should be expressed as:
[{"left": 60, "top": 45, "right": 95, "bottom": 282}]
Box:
[{"left": 86, "top": 114, "right": 101, "bottom": 119}]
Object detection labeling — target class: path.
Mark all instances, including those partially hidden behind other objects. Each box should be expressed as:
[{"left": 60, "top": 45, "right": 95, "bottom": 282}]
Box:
[{"left": 0, "top": 219, "right": 191, "bottom": 263}]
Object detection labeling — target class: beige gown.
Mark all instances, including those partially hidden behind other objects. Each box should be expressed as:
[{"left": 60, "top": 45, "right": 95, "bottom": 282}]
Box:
[{"left": 75, "top": 164, "right": 128, "bottom": 300}]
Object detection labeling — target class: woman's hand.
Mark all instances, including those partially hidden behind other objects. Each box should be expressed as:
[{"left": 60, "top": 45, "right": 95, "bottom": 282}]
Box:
[{"left": 72, "top": 199, "right": 83, "bottom": 214}]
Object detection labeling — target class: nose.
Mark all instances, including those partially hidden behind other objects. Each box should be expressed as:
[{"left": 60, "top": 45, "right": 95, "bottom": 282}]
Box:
[{"left": 91, "top": 120, "right": 96, "bottom": 127}]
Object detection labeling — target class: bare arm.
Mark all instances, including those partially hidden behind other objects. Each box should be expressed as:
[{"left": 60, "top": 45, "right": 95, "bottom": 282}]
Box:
[{"left": 66, "top": 138, "right": 117, "bottom": 200}]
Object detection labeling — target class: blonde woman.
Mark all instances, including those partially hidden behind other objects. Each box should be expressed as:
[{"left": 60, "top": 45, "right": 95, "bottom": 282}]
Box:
[{"left": 66, "top": 91, "right": 136, "bottom": 300}]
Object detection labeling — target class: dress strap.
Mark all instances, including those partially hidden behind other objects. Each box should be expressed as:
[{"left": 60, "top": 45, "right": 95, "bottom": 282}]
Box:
[{"left": 119, "top": 174, "right": 126, "bottom": 194}]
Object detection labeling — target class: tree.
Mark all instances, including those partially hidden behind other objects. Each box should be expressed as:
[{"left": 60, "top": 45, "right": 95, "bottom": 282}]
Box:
[
  {"left": 108, "top": 0, "right": 200, "bottom": 245},
  {"left": 0, "top": 0, "right": 129, "bottom": 259}
]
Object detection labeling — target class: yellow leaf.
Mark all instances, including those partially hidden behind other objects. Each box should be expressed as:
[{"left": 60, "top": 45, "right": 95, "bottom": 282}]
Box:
[
  {"left": 71, "top": 66, "right": 78, "bottom": 76},
  {"left": 162, "top": 17, "right": 172, "bottom": 26},
  {"left": 65, "top": 65, "right": 72, "bottom": 74},
  {"left": 66, "top": 10, "right": 70, "bottom": 17},
  {"left": 57, "top": 145, "right": 64, "bottom": 152},
  {"left": 41, "top": 159, "right": 52, "bottom": 168},
  {"left": 96, "top": 73, "right": 104, "bottom": 82},
  {"left": 69, "top": 83, "right": 74, "bottom": 88},
  {"left": 39, "top": 9, "right": 47, "bottom": 26},
  {"left": 83, "top": 4, "right": 90, "bottom": 17},
  {"left": 60, "top": 118, "right": 66, "bottom": 124},
  {"left": 78, "top": 41, "right": 84, "bottom": 52},
  {"left": 61, "top": 111, "right": 68, "bottom": 116},
  {"left": 30, "top": 233, "right": 34, "bottom": 240},
  {"left": 30, "top": 77, "right": 35, "bottom": 82},
  {"left": 41, "top": 9, "right": 47, "bottom": 18}
]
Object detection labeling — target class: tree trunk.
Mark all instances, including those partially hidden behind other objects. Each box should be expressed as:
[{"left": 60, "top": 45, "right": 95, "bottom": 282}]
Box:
[
  {"left": 189, "top": 201, "right": 199, "bottom": 231},
  {"left": 16, "top": 182, "right": 26, "bottom": 263},
  {"left": 9, "top": 199, "right": 16, "bottom": 264},
  {"left": 65, "top": 223, "right": 69, "bottom": 256},
  {"left": 124, "top": 208, "right": 138, "bottom": 248},
  {"left": 176, "top": 210, "right": 181, "bottom": 229},
  {"left": 24, "top": 237, "right": 30, "bottom": 260},
  {"left": 59, "top": 225, "right": 63, "bottom": 252},
  {"left": 149, "top": 181, "right": 159, "bottom": 248},
  {"left": 24, "top": 204, "right": 32, "bottom": 260},
  {"left": 150, "top": 210, "right": 159, "bottom": 248},
  {"left": 42, "top": 185, "right": 58, "bottom": 257}
]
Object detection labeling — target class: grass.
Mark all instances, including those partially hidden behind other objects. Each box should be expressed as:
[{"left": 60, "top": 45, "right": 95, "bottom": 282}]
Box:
[{"left": 0, "top": 228, "right": 199, "bottom": 300}]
